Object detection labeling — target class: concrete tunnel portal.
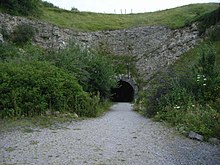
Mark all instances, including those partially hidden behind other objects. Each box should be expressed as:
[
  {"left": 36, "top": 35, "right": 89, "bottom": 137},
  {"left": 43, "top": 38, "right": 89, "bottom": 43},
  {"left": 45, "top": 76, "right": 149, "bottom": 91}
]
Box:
[{"left": 111, "top": 80, "right": 135, "bottom": 102}]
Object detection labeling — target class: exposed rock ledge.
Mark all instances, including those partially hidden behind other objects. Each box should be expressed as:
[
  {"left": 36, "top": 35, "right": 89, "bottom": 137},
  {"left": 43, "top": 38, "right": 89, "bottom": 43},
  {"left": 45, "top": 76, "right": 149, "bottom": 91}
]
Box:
[{"left": 0, "top": 13, "right": 201, "bottom": 80}]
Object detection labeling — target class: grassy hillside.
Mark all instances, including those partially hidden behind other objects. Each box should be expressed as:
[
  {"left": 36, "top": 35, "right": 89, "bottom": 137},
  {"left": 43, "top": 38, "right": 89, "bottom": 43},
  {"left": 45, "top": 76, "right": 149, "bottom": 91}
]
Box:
[{"left": 41, "top": 3, "right": 219, "bottom": 31}]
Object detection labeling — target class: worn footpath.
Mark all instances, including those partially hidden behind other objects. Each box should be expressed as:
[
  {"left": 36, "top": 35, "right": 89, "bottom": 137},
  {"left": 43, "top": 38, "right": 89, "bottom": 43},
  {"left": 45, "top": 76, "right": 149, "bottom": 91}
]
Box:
[{"left": 0, "top": 103, "right": 220, "bottom": 165}]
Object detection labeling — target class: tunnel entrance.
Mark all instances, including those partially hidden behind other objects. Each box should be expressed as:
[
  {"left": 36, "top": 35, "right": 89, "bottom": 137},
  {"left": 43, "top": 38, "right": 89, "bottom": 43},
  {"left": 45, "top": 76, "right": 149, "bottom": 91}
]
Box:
[{"left": 111, "top": 80, "right": 135, "bottom": 102}]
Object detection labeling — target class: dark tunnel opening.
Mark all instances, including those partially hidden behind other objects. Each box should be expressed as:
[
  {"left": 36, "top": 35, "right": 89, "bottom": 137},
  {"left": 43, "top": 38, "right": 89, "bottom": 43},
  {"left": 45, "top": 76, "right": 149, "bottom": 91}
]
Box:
[{"left": 111, "top": 80, "right": 135, "bottom": 102}]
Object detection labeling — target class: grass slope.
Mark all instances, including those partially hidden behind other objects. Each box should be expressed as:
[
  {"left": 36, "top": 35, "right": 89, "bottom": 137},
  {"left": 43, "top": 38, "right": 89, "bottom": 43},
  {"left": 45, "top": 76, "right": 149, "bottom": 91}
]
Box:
[{"left": 41, "top": 3, "right": 218, "bottom": 31}]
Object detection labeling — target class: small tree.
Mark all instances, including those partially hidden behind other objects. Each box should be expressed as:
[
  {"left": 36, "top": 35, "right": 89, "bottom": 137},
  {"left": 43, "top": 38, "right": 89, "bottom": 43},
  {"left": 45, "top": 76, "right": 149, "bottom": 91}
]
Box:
[
  {"left": 42, "top": 1, "right": 59, "bottom": 8},
  {"left": 71, "top": 7, "right": 79, "bottom": 12}
]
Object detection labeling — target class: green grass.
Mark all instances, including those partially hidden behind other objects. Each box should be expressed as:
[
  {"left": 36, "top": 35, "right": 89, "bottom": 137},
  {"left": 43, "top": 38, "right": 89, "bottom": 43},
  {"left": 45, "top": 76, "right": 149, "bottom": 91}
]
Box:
[
  {"left": 40, "top": 3, "right": 219, "bottom": 31},
  {"left": 0, "top": 114, "right": 76, "bottom": 133},
  {"left": 172, "top": 40, "right": 220, "bottom": 74},
  {"left": 0, "top": 101, "right": 113, "bottom": 133}
]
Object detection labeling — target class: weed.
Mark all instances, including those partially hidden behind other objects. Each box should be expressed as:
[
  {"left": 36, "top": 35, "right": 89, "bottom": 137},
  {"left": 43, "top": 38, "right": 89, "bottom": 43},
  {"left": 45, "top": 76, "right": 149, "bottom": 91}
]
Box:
[
  {"left": 5, "top": 147, "right": 16, "bottom": 152},
  {"left": 22, "top": 128, "right": 35, "bottom": 133},
  {"left": 30, "top": 140, "right": 39, "bottom": 145}
]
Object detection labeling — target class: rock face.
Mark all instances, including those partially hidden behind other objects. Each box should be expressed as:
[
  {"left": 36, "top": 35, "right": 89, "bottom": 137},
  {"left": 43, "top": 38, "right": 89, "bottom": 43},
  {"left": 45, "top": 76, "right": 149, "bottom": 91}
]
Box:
[
  {"left": 87, "top": 26, "right": 200, "bottom": 80},
  {"left": 0, "top": 13, "right": 201, "bottom": 80},
  {"left": 208, "top": 138, "right": 220, "bottom": 145},
  {"left": 188, "top": 131, "right": 204, "bottom": 141},
  {"left": 0, "top": 33, "right": 4, "bottom": 43}
]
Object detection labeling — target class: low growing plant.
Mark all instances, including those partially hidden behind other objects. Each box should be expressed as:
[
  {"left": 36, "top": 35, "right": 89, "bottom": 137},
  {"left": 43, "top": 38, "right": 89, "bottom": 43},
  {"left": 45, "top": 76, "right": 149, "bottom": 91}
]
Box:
[
  {"left": 11, "top": 24, "right": 36, "bottom": 45},
  {"left": 141, "top": 42, "right": 220, "bottom": 138},
  {"left": 0, "top": 61, "right": 97, "bottom": 119}
]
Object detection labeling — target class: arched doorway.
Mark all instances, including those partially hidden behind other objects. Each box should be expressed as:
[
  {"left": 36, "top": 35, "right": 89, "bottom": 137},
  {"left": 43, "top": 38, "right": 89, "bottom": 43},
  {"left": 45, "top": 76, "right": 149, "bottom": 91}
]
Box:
[{"left": 111, "top": 80, "right": 135, "bottom": 102}]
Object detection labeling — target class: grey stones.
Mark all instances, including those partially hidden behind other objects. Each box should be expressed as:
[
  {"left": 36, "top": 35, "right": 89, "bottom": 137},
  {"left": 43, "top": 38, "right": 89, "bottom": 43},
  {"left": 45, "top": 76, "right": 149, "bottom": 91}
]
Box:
[
  {"left": 1, "top": 103, "right": 220, "bottom": 164},
  {"left": 188, "top": 131, "right": 204, "bottom": 141},
  {"left": 208, "top": 138, "right": 220, "bottom": 145},
  {"left": 0, "top": 33, "right": 4, "bottom": 43},
  {"left": 188, "top": 131, "right": 220, "bottom": 144}
]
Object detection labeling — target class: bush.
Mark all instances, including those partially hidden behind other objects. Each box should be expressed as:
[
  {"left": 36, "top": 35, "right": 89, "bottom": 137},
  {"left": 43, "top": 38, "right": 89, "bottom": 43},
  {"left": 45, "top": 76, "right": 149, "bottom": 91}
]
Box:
[
  {"left": 0, "top": 26, "right": 10, "bottom": 41},
  {"left": 11, "top": 24, "right": 35, "bottom": 45},
  {"left": 0, "top": 43, "right": 20, "bottom": 61},
  {"left": 156, "top": 103, "right": 220, "bottom": 138},
  {"left": 44, "top": 43, "right": 117, "bottom": 99},
  {"left": 71, "top": 7, "right": 79, "bottom": 12},
  {"left": 0, "top": 42, "right": 46, "bottom": 63},
  {"left": 42, "top": 1, "right": 59, "bottom": 8},
  {"left": 197, "top": 7, "right": 220, "bottom": 35},
  {"left": 0, "top": 0, "right": 42, "bottom": 17},
  {"left": 208, "top": 26, "right": 220, "bottom": 41},
  {"left": 0, "top": 61, "right": 98, "bottom": 119}
]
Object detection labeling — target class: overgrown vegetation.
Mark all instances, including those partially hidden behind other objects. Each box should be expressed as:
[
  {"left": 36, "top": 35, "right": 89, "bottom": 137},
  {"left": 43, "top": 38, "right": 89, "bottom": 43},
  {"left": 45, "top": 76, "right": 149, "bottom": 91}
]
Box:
[
  {"left": 196, "top": 7, "right": 220, "bottom": 35},
  {"left": 137, "top": 25, "right": 220, "bottom": 139},
  {"left": 0, "top": 61, "right": 98, "bottom": 118},
  {"left": 0, "top": 0, "right": 42, "bottom": 17},
  {"left": 0, "top": 0, "right": 219, "bottom": 135},
  {"left": 43, "top": 43, "right": 117, "bottom": 99},
  {"left": 11, "top": 24, "right": 36, "bottom": 45},
  {"left": 0, "top": 40, "right": 116, "bottom": 119}
]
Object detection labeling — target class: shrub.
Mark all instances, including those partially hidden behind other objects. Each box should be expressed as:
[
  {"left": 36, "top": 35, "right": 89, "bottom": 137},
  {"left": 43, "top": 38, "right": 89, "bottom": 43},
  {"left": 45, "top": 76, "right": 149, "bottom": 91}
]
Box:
[
  {"left": 44, "top": 43, "right": 117, "bottom": 99},
  {"left": 0, "top": 0, "right": 42, "bottom": 17},
  {"left": 208, "top": 26, "right": 220, "bottom": 41},
  {"left": 0, "top": 43, "right": 20, "bottom": 61},
  {"left": 0, "top": 26, "right": 10, "bottom": 41},
  {"left": 0, "top": 42, "right": 46, "bottom": 63},
  {"left": 11, "top": 24, "right": 35, "bottom": 45},
  {"left": 197, "top": 7, "right": 220, "bottom": 35},
  {"left": 42, "top": 1, "right": 59, "bottom": 8},
  {"left": 71, "top": 7, "right": 79, "bottom": 12},
  {"left": 0, "top": 61, "right": 97, "bottom": 119},
  {"left": 156, "top": 104, "right": 220, "bottom": 138}
]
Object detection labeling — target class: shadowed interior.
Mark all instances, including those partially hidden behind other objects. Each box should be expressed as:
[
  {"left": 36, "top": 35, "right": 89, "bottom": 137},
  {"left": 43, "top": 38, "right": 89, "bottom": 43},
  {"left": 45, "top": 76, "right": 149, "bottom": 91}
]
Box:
[{"left": 111, "top": 80, "right": 135, "bottom": 102}]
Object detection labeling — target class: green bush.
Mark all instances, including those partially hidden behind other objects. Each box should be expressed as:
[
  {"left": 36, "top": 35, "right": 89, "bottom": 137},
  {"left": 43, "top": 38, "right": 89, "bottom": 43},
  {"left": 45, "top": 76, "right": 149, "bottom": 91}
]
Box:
[
  {"left": 42, "top": 1, "right": 59, "bottom": 9},
  {"left": 44, "top": 43, "right": 117, "bottom": 99},
  {"left": 11, "top": 24, "right": 36, "bottom": 45},
  {"left": 0, "top": 43, "right": 20, "bottom": 61},
  {"left": 197, "top": 7, "right": 220, "bottom": 35},
  {"left": 0, "top": 0, "right": 42, "bottom": 17},
  {"left": 0, "top": 61, "right": 97, "bottom": 119},
  {"left": 0, "top": 26, "right": 10, "bottom": 41},
  {"left": 0, "top": 42, "right": 46, "bottom": 63},
  {"left": 208, "top": 27, "right": 220, "bottom": 41}
]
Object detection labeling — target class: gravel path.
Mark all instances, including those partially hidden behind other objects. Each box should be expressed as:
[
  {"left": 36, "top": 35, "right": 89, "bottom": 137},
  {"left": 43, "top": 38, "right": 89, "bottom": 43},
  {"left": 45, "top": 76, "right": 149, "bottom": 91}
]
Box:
[{"left": 0, "top": 103, "right": 220, "bottom": 165}]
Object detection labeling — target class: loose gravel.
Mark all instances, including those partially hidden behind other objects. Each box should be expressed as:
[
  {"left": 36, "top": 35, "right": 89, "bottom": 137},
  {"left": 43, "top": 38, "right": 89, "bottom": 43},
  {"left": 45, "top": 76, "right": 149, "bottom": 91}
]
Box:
[{"left": 0, "top": 103, "right": 220, "bottom": 165}]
